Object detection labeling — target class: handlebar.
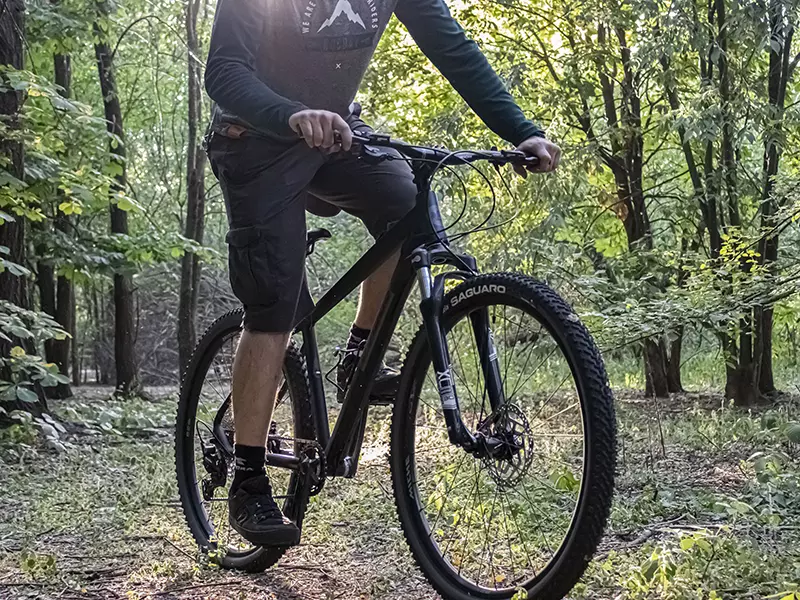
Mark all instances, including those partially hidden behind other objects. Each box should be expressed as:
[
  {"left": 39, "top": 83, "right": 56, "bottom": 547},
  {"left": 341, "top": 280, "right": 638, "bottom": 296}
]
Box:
[{"left": 337, "top": 132, "right": 539, "bottom": 169}]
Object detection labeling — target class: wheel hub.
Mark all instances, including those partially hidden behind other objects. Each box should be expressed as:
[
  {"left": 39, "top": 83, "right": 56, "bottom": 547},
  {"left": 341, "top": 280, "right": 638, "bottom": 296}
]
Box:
[{"left": 479, "top": 403, "right": 534, "bottom": 487}]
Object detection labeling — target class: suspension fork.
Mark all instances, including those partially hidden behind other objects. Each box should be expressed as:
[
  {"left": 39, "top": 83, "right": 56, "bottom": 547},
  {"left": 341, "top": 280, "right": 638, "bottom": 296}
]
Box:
[
  {"left": 469, "top": 309, "right": 506, "bottom": 415},
  {"left": 412, "top": 248, "right": 476, "bottom": 450}
]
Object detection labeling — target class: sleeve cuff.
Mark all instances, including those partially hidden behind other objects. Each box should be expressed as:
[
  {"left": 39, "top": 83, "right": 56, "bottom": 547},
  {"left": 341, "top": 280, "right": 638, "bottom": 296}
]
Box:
[{"left": 510, "top": 122, "right": 546, "bottom": 146}]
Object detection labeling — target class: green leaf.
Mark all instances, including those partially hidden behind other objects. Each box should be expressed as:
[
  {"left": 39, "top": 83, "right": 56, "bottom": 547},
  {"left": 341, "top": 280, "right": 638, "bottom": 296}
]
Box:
[
  {"left": 641, "top": 559, "right": 659, "bottom": 581},
  {"left": 785, "top": 423, "right": 800, "bottom": 444},
  {"left": 7, "top": 325, "right": 32, "bottom": 339},
  {"left": 104, "top": 160, "right": 123, "bottom": 177},
  {"left": 16, "top": 386, "right": 39, "bottom": 403},
  {"left": 5, "top": 261, "right": 30, "bottom": 277},
  {"left": 694, "top": 537, "right": 713, "bottom": 553}
]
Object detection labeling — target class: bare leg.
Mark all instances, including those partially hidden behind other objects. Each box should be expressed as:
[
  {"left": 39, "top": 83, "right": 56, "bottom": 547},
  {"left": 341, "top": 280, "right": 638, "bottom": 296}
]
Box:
[
  {"left": 228, "top": 329, "right": 300, "bottom": 545},
  {"left": 354, "top": 250, "right": 400, "bottom": 330},
  {"left": 231, "top": 330, "right": 290, "bottom": 447}
]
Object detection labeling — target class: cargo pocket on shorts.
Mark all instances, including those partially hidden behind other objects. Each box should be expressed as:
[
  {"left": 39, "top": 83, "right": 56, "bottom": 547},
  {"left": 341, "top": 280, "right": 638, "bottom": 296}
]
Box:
[{"left": 225, "top": 226, "right": 277, "bottom": 309}]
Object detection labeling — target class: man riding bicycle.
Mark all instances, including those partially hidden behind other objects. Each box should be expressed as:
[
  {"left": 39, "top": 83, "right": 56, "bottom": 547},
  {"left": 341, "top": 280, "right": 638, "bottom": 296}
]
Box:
[{"left": 204, "top": 0, "right": 561, "bottom": 548}]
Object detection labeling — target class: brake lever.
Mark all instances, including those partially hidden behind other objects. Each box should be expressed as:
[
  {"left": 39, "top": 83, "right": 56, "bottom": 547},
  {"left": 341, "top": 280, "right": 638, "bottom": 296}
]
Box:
[
  {"left": 360, "top": 144, "right": 393, "bottom": 165},
  {"left": 330, "top": 132, "right": 390, "bottom": 164}
]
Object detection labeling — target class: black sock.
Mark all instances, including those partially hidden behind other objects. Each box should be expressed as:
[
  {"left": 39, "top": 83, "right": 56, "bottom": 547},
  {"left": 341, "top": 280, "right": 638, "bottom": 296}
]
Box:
[
  {"left": 348, "top": 325, "right": 370, "bottom": 348},
  {"left": 230, "top": 444, "right": 266, "bottom": 494}
]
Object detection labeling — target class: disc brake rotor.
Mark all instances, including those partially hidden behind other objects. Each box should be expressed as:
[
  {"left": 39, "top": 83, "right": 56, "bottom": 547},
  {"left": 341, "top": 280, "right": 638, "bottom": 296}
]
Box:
[{"left": 481, "top": 402, "right": 534, "bottom": 488}]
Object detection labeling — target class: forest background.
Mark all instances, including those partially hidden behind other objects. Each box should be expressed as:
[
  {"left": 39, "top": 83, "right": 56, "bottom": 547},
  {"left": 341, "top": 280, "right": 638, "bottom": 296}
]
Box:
[{"left": 1, "top": 0, "right": 800, "bottom": 597}]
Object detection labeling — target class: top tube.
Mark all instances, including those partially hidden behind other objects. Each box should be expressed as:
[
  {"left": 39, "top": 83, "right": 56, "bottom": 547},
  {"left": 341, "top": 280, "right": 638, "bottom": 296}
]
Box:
[{"left": 347, "top": 132, "right": 540, "bottom": 169}]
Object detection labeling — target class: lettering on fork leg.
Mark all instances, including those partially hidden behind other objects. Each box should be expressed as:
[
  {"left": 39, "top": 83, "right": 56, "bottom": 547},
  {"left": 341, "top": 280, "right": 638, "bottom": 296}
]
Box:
[{"left": 435, "top": 368, "right": 457, "bottom": 410}]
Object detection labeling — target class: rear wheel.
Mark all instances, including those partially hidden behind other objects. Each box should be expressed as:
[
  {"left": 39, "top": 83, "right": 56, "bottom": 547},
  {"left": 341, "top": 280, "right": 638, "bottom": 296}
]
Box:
[
  {"left": 391, "top": 273, "right": 616, "bottom": 599},
  {"left": 175, "top": 309, "right": 314, "bottom": 572}
]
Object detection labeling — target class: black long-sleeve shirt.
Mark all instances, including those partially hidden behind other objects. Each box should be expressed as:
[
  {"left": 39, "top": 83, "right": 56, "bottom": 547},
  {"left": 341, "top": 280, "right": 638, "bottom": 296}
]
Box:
[{"left": 205, "top": 0, "right": 542, "bottom": 145}]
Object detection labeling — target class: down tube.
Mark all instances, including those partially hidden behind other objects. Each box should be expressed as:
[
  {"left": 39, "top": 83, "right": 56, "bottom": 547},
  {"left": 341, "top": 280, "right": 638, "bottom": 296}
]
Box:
[{"left": 325, "top": 261, "right": 416, "bottom": 472}]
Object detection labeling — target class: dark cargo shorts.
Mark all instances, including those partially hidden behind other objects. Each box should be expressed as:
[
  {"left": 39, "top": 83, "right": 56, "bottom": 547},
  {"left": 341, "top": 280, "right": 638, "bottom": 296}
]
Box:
[{"left": 206, "top": 112, "right": 416, "bottom": 332}]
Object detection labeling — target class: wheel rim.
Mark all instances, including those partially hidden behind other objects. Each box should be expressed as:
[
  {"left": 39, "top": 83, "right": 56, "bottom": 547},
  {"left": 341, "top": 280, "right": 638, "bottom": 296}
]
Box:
[
  {"left": 408, "top": 300, "right": 587, "bottom": 593},
  {"left": 181, "top": 326, "right": 301, "bottom": 561}
]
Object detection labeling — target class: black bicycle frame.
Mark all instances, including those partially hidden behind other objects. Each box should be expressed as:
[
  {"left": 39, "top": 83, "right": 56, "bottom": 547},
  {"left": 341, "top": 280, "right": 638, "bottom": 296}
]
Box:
[{"left": 284, "top": 159, "right": 507, "bottom": 479}]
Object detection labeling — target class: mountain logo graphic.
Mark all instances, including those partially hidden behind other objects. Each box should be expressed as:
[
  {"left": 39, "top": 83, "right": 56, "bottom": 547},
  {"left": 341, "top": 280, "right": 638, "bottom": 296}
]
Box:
[{"left": 317, "top": 0, "right": 366, "bottom": 32}]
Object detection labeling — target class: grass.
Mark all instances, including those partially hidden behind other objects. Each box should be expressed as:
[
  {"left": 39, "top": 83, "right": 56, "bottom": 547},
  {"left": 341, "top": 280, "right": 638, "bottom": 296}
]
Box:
[{"left": 1, "top": 386, "right": 800, "bottom": 599}]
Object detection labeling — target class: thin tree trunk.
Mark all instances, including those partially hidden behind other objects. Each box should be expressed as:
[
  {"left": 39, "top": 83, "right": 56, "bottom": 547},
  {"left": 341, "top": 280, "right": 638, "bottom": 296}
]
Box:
[
  {"left": 49, "top": 48, "right": 74, "bottom": 398},
  {"left": 0, "top": 0, "right": 48, "bottom": 417},
  {"left": 36, "top": 253, "right": 57, "bottom": 362},
  {"left": 714, "top": 0, "right": 752, "bottom": 405},
  {"left": 94, "top": 2, "right": 139, "bottom": 395},
  {"left": 757, "top": 3, "right": 794, "bottom": 397},
  {"left": 70, "top": 284, "right": 80, "bottom": 386},
  {"left": 644, "top": 339, "right": 669, "bottom": 397},
  {"left": 667, "top": 327, "right": 684, "bottom": 393},
  {"left": 178, "top": 0, "right": 206, "bottom": 373},
  {"left": 610, "top": 25, "right": 667, "bottom": 397}
]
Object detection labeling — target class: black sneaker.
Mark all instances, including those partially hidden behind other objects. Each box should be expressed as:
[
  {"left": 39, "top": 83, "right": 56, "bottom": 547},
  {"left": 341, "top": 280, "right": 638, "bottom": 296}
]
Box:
[
  {"left": 228, "top": 475, "right": 300, "bottom": 547},
  {"left": 336, "top": 341, "right": 400, "bottom": 406}
]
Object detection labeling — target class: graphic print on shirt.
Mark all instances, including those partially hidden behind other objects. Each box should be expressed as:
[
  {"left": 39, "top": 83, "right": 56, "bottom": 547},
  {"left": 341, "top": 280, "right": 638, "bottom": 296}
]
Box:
[{"left": 301, "top": 0, "right": 380, "bottom": 52}]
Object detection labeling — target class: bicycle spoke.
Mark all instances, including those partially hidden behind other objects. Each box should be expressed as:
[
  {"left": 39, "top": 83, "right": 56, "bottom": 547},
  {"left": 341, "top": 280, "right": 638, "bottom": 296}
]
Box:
[
  {"left": 423, "top": 448, "right": 470, "bottom": 524},
  {"left": 500, "top": 484, "right": 536, "bottom": 579},
  {"left": 448, "top": 458, "right": 481, "bottom": 573},
  {"left": 530, "top": 373, "right": 573, "bottom": 423}
]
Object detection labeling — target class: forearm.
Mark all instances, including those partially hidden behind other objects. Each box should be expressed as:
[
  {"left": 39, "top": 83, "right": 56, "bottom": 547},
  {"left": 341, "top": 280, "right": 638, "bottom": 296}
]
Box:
[
  {"left": 204, "top": 61, "right": 306, "bottom": 136},
  {"left": 425, "top": 36, "right": 542, "bottom": 145},
  {"left": 204, "top": 0, "right": 306, "bottom": 135},
  {"left": 396, "top": 0, "right": 543, "bottom": 145}
]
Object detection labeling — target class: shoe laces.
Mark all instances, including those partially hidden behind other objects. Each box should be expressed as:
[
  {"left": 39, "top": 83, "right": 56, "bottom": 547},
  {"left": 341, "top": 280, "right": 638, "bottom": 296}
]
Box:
[
  {"left": 250, "top": 498, "right": 282, "bottom": 523},
  {"left": 237, "top": 477, "right": 282, "bottom": 522}
]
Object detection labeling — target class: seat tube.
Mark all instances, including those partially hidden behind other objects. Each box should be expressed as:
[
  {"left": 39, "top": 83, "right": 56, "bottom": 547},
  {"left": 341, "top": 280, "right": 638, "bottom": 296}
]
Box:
[{"left": 301, "top": 325, "right": 330, "bottom": 449}]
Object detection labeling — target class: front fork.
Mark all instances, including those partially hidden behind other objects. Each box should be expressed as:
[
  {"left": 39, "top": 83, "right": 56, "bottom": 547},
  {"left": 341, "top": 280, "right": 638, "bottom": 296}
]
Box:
[{"left": 412, "top": 248, "right": 505, "bottom": 451}]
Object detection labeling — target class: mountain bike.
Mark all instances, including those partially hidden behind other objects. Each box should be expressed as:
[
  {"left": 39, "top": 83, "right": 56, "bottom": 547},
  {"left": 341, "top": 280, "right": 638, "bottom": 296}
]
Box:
[{"left": 175, "top": 132, "right": 617, "bottom": 600}]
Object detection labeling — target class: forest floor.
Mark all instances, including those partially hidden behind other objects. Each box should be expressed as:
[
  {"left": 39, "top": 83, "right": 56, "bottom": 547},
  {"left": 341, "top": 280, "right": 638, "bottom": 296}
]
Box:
[{"left": 0, "top": 386, "right": 799, "bottom": 600}]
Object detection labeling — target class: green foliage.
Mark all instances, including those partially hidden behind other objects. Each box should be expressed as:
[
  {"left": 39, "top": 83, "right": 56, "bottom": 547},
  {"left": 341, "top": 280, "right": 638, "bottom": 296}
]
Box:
[
  {"left": 19, "top": 550, "right": 57, "bottom": 579},
  {"left": 0, "top": 300, "right": 69, "bottom": 406}
]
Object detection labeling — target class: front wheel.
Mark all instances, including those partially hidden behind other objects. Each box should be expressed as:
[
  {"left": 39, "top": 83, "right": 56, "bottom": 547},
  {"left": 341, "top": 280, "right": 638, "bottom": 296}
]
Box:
[{"left": 390, "top": 273, "right": 616, "bottom": 600}]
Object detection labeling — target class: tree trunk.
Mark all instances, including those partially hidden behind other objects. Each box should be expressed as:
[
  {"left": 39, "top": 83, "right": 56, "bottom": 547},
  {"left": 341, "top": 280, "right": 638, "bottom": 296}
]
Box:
[
  {"left": 70, "top": 283, "right": 80, "bottom": 386},
  {"left": 611, "top": 25, "right": 668, "bottom": 398},
  {"left": 0, "top": 0, "right": 48, "bottom": 417},
  {"left": 35, "top": 48, "right": 74, "bottom": 399},
  {"left": 731, "top": 316, "right": 759, "bottom": 406},
  {"left": 177, "top": 0, "right": 206, "bottom": 373},
  {"left": 36, "top": 252, "right": 57, "bottom": 363},
  {"left": 94, "top": 3, "right": 139, "bottom": 395},
  {"left": 644, "top": 339, "right": 669, "bottom": 397},
  {"left": 667, "top": 327, "right": 684, "bottom": 393},
  {"left": 50, "top": 49, "right": 74, "bottom": 398},
  {"left": 0, "top": 0, "right": 26, "bottom": 315},
  {"left": 756, "top": 3, "right": 794, "bottom": 397}
]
